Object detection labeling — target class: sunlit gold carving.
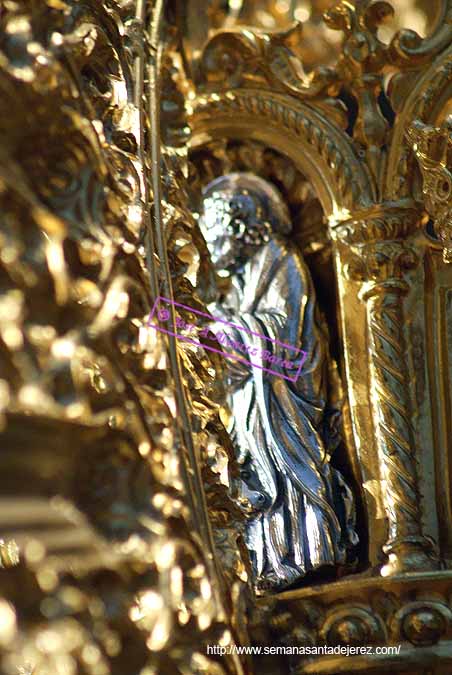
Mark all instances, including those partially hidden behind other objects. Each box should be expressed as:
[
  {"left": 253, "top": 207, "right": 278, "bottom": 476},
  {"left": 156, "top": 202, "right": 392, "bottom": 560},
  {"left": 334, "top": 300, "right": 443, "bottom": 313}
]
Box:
[
  {"left": 349, "top": 237, "right": 438, "bottom": 574},
  {"left": 3, "top": 0, "right": 452, "bottom": 673},
  {"left": 408, "top": 119, "right": 452, "bottom": 263},
  {"left": 0, "top": 1, "right": 249, "bottom": 673}
]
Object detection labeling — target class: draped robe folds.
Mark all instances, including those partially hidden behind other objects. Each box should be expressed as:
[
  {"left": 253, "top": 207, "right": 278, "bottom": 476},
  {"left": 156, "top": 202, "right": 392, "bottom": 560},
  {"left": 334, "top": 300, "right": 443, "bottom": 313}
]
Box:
[{"left": 211, "top": 235, "right": 357, "bottom": 591}]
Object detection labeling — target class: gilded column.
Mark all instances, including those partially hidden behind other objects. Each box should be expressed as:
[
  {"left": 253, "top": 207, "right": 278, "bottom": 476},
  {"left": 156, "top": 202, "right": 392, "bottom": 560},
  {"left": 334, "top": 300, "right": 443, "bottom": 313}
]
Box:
[{"left": 334, "top": 206, "right": 439, "bottom": 575}]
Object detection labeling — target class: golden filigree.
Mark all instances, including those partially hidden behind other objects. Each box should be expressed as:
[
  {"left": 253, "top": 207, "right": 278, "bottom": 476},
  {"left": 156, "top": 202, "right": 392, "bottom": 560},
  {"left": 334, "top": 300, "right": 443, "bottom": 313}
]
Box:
[
  {"left": 4, "top": 0, "right": 452, "bottom": 673},
  {"left": 0, "top": 1, "right": 249, "bottom": 673},
  {"left": 407, "top": 118, "right": 452, "bottom": 263}
]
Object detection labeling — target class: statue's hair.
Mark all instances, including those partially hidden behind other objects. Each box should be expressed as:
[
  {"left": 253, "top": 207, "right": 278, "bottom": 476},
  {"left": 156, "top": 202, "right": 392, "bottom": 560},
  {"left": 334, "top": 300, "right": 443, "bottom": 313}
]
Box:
[{"left": 201, "top": 172, "right": 292, "bottom": 243}]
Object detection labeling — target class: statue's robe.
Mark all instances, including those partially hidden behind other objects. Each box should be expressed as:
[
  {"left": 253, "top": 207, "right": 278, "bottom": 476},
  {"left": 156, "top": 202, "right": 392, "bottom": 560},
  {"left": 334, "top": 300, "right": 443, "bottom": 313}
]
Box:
[{"left": 212, "top": 235, "right": 357, "bottom": 590}]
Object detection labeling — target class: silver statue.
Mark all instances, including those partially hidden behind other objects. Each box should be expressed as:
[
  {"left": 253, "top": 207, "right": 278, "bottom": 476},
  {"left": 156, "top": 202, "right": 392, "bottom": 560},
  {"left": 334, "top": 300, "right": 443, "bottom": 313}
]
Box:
[{"left": 199, "top": 173, "right": 357, "bottom": 592}]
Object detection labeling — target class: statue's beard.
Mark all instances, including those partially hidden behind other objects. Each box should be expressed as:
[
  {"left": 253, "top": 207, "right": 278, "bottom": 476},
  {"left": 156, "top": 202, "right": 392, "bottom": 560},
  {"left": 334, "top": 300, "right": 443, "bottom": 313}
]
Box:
[{"left": 208, "top": 238, "right": 266, "bottom": 275}]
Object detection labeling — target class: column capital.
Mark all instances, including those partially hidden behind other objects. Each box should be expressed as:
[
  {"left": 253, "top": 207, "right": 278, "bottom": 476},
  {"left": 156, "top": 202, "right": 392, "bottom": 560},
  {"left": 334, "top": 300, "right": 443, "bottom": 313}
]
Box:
[
  {"left": 330, "top": 200, "right": 423, "bottom": 246},
  {"left": 345, "top": 240, "right": 418, "bottom": 288}
]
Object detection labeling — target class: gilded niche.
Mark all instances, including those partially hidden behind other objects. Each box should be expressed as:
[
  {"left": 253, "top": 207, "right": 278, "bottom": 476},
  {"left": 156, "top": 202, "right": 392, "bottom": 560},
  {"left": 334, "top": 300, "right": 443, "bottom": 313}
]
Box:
[{"left": 198, "top": 172, "right": 358, "bottom": 592}]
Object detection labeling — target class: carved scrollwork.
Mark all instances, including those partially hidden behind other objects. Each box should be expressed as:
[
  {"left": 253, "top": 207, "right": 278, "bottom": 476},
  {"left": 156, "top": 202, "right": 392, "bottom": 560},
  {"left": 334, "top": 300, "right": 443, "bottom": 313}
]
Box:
[
  {"left": 386, "top": 50, "right": 452, "bottom": 199},
  {"left": 324, "top": 0, "right": 391, "bottom": 184},
  {"left": 319, "top": 605, "right": 387, "bottom": 646},
  {"left": 388, "top": 1, "right": 452, "bottom": 68},
  {"left": 199, "top": 22, "right": 338, "bottom": 101},
  {"left": 392, "top": 601, "right": 452, "bottom": 646},
  {"left": 407, "top": 119, "right": 452, "bottom": 262}
]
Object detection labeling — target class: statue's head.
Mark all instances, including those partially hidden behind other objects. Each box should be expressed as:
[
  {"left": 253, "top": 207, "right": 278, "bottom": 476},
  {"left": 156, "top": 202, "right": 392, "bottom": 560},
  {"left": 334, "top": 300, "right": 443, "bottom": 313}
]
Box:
[{"left": 199, "top": 172, "right": 291, "bottom": 273}]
